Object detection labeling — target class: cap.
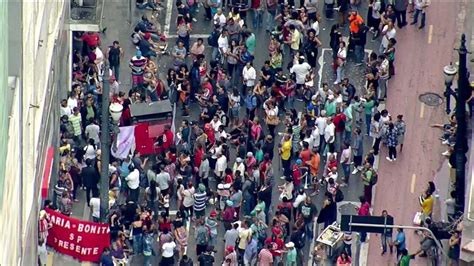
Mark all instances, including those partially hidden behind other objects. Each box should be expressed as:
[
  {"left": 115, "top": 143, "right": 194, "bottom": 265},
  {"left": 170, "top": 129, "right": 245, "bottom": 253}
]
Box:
[
  {"left": 299, "top": 55, "right": 305, "bottom": 60},
  {"left": 296, "top": 159, "right": 302, "bottom": 165},
  {"left": 236, "top": 157, "right": 243, "bottom": 163},
  {"left": 311, "top": 95, "right": 317, "bottom": 101},
  {"left": 210, "top": 210, "right": 217, "bottom": 217},
  {"left": 136, "top": 50, "right": 142, "bottom": 57},
  {"left": 285, "top": 242, "right": 295, "bottom": 248},
  {"left": 247, "top": 152, "right": 253, "bottom": 157},
  {"left": 144, "top": 32, "right": 151, "bottom": 40},
  {"left": 226, "top": 200, "right": 234, "bottom": 207},
  {"left": 226, "top": 246, "right": 234, "bottom": 252},
  {"left": 223, "top": 183, "right": 231, "bottom": 189},
  {"left": 198, "top": 183, "right": 206, "bottom": 192},
  {"left": 217, "top": 184, "right": 225, "bottom": 190},
  {"left": 255, "top": 206, "right": 262, "bottom": 211}
]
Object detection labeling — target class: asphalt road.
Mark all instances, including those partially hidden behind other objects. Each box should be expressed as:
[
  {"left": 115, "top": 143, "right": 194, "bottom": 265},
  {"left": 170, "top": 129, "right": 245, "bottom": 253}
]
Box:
[{"left": 51, "top": 0, "right": 388, "bottom": 265}]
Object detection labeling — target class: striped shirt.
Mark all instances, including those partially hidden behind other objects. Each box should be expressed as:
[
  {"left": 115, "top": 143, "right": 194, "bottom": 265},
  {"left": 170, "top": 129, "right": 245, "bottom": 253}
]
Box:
[
  {"left": 69, "top": 114, "right": 82, "bottom": 136},
  {"left": 193, "top": 191, "right": 207, "bottom": 212}
]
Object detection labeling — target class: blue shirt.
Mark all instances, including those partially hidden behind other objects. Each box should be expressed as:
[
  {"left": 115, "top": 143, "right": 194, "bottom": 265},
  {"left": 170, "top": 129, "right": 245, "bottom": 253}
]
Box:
[
  {"left": 396, "top": 231, "right": 406, "bottom": 250},
  {"left": 244, "top": 239, "right": 258, "bottom": 260},
  {"left": 245, "top": 95, "right": 257, "bottom": 109}
]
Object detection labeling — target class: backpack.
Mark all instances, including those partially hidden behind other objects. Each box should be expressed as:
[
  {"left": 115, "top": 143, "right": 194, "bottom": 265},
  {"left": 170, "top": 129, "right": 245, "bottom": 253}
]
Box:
[
  {"left": 196, "top": 227, "right": 209, "bottom": 245},
  {"left": 335, "top": 188, "right": 344, "bottom": 202},
  {"left": 370, "top": 169, "right": 378, "bottom": 185},
  {"left": 293, "top": 231, "right": 305, "bottom": 249},
  {"left": 207, "top": 31, "right": 219, "bottom": 47}
]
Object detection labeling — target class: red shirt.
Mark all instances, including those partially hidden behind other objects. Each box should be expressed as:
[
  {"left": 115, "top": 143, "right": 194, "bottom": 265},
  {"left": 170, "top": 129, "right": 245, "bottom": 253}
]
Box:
[
  {"left": 299, "top": 149, "right": 311, "bottom": 166},
  {"left": 206, "top": 129, "right": 215, "bottom": 145},
  {"left": 292, "top": 165, "right": 302, "bottom": 186},
  {"left": 333, "top": 113, "right": 347, "bottom": 133},
  {"left": 251, "top": 0, "right": 261, "bottom": 9},
  {"left": 358, "top": 202, "right": 371, "bottom": 216},
  {"left": 225, "top": 173, "right": 234, "bottom": 184},
  {"left": 82, "top": 33, "right": 100, "bottom": 47},
  {"left": 162, "top": 130, "right": 174, "bottom": 150},
  {"left": 264, "top": 237, "right": 284, "bottom": 257},
  {"left": 194, "top": 148, "right": 204, "bottom": 168}
]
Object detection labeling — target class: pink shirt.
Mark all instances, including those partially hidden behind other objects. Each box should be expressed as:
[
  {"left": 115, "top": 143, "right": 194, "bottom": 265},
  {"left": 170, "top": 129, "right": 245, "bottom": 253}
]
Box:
[{"left": 258, "top": 249, "right": 273, "bottom": 266}]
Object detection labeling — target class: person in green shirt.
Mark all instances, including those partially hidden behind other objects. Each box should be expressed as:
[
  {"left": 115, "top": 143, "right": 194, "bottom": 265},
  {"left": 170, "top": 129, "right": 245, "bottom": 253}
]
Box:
[
  {"left": 363, "top": 97, "right": 375, "bottom": 135},
  {"left": 325, "top": 95, "right": 337, "bottom": 116},
  {"left": 361, "top": 162, "right": 374, "bottom": 203},
  {"left": 245, "top": 31, "right": 256, "bottom": 55},
  {"left": 285, "top": 242, "right": 297, "bottom": 266},
  {"left": 398, "top": 249, "right": 415, "bottom": 266}
]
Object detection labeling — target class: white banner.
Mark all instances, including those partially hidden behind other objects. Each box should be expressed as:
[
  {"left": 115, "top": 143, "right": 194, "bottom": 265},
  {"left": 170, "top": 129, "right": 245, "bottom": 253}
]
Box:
[{"left": 111, "top": 126, "right": 136, "bottom": 159}]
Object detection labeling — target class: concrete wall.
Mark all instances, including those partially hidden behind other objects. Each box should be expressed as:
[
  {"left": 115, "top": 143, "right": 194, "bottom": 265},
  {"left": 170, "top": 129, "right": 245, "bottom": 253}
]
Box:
[{"left": 0, "top": 0, "right": 68, "bottom": 264}]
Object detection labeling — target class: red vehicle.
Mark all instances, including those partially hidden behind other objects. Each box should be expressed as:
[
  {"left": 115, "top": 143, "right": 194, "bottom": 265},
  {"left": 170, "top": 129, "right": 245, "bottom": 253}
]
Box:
[{"left": 130, "top": 99, "right": 174, "bottom": 155}]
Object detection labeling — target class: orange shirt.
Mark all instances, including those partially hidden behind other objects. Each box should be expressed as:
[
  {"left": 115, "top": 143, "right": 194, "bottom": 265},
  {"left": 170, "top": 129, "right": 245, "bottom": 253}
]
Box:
[
  {"left": 308, "top": 153, "right": 320, "bottom": 176},
  {"left": 349, "top": 14, "right": 364, "bottom": 34}
]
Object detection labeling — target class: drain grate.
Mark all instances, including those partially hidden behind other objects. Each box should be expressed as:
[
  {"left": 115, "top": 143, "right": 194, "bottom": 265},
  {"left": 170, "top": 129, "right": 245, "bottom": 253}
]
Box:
[{"left": 419, "top": 92, "right": 444, "bottom": 107}]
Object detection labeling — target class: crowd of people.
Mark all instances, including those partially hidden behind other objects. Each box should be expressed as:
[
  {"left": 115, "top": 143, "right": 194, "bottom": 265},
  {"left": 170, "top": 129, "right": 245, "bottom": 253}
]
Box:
[{"left": 39, "top": 0, "right": 465, "bottom": 265}]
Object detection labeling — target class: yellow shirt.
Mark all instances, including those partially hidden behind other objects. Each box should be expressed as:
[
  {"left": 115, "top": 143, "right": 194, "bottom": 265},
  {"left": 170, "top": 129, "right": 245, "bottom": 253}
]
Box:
[
  {"left": 421, "top": 195, "right": 434, "bottom": 216},
  {"left": 238, "top": 228, "right": 252, "bottom": 250},
  {"left": 281, "top": 140, "right": 292, "bottom": 160},
  {"left": 290, "top": 29, "right": 301, "bottom": 51}
]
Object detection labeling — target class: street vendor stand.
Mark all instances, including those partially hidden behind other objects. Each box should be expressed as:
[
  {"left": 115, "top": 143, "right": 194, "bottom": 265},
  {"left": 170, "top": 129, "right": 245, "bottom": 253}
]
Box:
[
  {"left": 130, "top": 100, "right": 173, "bottom": 155},
  {"left": 316, "top": 222, "right": 345, "bottom": 261}
]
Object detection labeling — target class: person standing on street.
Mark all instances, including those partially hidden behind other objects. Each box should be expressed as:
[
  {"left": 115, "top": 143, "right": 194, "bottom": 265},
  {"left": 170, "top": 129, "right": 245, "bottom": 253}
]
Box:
[
  {"left": 352, "top": 128, "right": 364, "bottom": 174},
  {"left": 395, "top": 114, "right": 406, "bottom": 152},
  {"left": 380, "top": 210, "right": 394, "bottom": 255},
  {"left": 361, "top": 162, "right": 375, "bottom": 203},
  {"left": 394, "top": 0, "right": 408, "bottom": 28},
  {"left": 340, "top": 142, "right": 352, "bottom": 186},
  {"left": 411, "top": 0, "right": 428, "bottom": 29},
  {"left": 106, "top": 41, "right": 124, "bottom": 82},
  {"left": 386, "top": 122, "right": 399, "bottom": 161},
  {"left": 356, "top": 196, "right": 371, "bottom": 242},
  {"left": 81, "top": 158, "right": 100, "bottom": 206}
]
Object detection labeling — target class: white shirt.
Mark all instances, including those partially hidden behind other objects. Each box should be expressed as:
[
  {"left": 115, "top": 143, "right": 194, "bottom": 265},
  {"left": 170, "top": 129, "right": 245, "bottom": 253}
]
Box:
[
  {"left": 371, "top": 1, "right": 381, "bottom": 19},
  {"left": 311, "top": 126, "right": 320, "bottom": 147},
  {"left": 293, "top": 193, "right": 307, "bottom": 208},
  {"left": 414, "top": 0, "right": 427, "bottom": 10},
  {"left": 233, "top": 162, "right": 246, "bottom": 176},
  {"left": 218, "top": 35, "right": 229, "bottom": 53},
  {"left": 290, "top": 62, "right": 311, "bottom": 84},
  {"left": 162, "top": 241, "right": 176, "bottom": 258},
  {"left": 216, "top": 155, "right": 228, "bottom": 174},
  {"left": 316, "top": 117, "right": 327, "bottom": 136},
  {"left": 242, "top": 66, "right": 256, "bottom": 87},
  {"left": 214, "top": 13, "right": 227, "bottom": 27},
  {"left": 311, "top": 21, "right": 320, "bottom": 36},
  {"left": 210, "top": 119, "right": 222, "bottom": 132},
  {"left": 182, "top": 187, "right": 195, "bottom": 207},
  {"left": 89, "top": 197, "right": 100, "bottom": 218},
  {"left": 125, "top": 169, "right": 140, "bottom": 189},
  {"left": 340, "top": 147, "right": 352, "bottom": 164},
  {"left": 67, "top": 97, "right": 78, "bottom": 111},
  {"left": 85, "top": 124, "right": 100, "bottom": 144},
  {"left": 381, "top": 26, "right": 396, "bottom": 48},
  {"left": 60, "top": 105, "right": 72, "bottom": 117},
  {"left": 83, "top": 145, "right": 96, "bottom": 160},
  {"left": 324, "top": 123, "right": 335, "bottom": 143},
  {"left": 230, "top": 94, "right": 241, "bottom": 108}
]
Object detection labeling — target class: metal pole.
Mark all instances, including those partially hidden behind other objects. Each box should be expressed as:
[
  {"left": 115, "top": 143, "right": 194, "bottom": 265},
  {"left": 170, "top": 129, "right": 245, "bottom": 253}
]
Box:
[
  {"left": 454, "top": 34, "right": 469, "bottom": 212},
  {"left": 348, "top": 222, "right": 448, "bottom": 260},
  {"left": 128, "top": 0, "right": 132, "bottom": 25},
  {"left": 100, "top": 66, "right": 110, "bottom": 222},
  {"left": 444, "top": 83, "right": 452, "bottom": 115}
]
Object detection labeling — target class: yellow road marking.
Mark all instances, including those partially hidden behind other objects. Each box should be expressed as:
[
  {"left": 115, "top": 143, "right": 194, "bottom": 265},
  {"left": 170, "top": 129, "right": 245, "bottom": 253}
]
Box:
[
  {"left": 419, "top": 103, "right": 425, "bottom": 118},
  {"left": 411, "top": 174, "right": 417, "bottom": 193},
  {"left": 428, "top": 25, "right": 433, "bottom": 44}
]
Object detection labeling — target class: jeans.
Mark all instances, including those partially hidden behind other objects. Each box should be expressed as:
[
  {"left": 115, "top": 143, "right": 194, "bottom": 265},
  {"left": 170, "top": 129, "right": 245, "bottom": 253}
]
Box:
[
  {"left": 373, "top": 137, "right": 382, "bottom": 156},
  {"left": 413, "top": 9, "right": 426, "bottom": 28},
  {"left": 252, "top": 9, "right": 263, "bottom": 29},
  {"left": 133, "top": 234, "right": 143, "bottom": 254},
  {"left": 305, "top": 221, "right": 314, "bottom": 240},
  {"left": 381, "top": 234, "right": 393, "bottom": 253},
  {"left": 344, "top": 130, "right": 352, "bottom": 144},
  {"left": 342, "top": 163, "right": 351, "bottom": 182},
  {"left": 354, "top": 45, "right": 365, "bottom": 64},
  {"left": 266, "top": 10, "right": 276, "bottom": 31},
  {"left": 211, "top": 47, "right": 219, "bottom": 61},
  {"left": 110, "top": 64, "right": 120, "bottom": 81},
  {"left": 335, "top": 65, "right": 345, "bottom": 83},
  {"left": 365, "top": 114, "right": 372, "bottom": 135},
  {"left": 144, "top": 255, "right": 152, "bottom": 266},
  {"left": 378, "top": 77, "right": 388, "bottom": 100}
]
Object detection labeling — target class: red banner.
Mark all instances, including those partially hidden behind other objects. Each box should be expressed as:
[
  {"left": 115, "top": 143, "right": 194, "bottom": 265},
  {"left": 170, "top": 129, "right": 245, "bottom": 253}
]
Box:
[{"left": 45, "top": 208, "right": 110, "bottom": 262}]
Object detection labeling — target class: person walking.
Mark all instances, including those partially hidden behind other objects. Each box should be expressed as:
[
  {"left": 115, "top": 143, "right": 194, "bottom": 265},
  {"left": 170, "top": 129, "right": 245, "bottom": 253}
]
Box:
[
  {"left": 385, "top": 122, "right": 399, "bottom": 161},
  {"left": 395, "top": 114, "right": 406, "bottom": 152},
  {"left": 106, "top": 41, "right": 124, "bottom": 82},
  {"left": 394, "top": 0, "right": 409, "bottom": 28}
]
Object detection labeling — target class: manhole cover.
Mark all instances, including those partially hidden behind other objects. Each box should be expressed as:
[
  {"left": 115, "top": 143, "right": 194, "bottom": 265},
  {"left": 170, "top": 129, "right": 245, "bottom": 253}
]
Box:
[{"left": 419, "top": 92, "right": 444, "bottom": 107}]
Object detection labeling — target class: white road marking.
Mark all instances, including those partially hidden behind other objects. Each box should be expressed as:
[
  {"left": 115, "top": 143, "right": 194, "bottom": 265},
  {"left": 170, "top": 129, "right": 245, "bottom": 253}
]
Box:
[
  {"left": 411, "top": 174, "right": 417, "bottom": 193},
  {"left": 419, "top": 102, "right": 425, "bottom": 118},
  {"left": 428, "top": 25, "right": 433, "bottom": 44}
]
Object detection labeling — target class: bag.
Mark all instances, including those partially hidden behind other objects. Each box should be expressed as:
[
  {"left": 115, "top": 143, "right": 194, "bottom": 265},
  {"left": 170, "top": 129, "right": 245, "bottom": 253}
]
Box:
[
  {"left": 369, "top": 170, "right": 378, "bottom": 185},
  {"left": 265, "top": 115, "right": 280, "bottom": 125},
  {"left": 335, "top": 188, "right": 344, "bottom": 202},
  {"left": 413, "top": 211, "right": 423, "bottom": 225},
  {"left": 196, "top": 227, "right": 209, "bottom": 245},
  {"left": 207, "top": 31, "right": 219, "bottom": 47}
]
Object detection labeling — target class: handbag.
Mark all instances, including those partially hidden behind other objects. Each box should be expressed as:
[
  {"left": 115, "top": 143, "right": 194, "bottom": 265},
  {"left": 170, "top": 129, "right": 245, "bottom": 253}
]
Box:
[
  {"left": 413, "top": 211, "right": 423, "bottom": 225},
  {"left": 265, "top": 115, "right": 280, "bottom": 125}
]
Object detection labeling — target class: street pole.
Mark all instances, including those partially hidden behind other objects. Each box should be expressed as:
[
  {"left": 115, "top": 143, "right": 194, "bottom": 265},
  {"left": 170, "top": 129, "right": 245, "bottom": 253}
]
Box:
[
  {"left": 100, "top": 66, "right": 111, "bottom": 222},
  {"left": 454, "top": 34, "right": 469, "bottom": 212}
]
